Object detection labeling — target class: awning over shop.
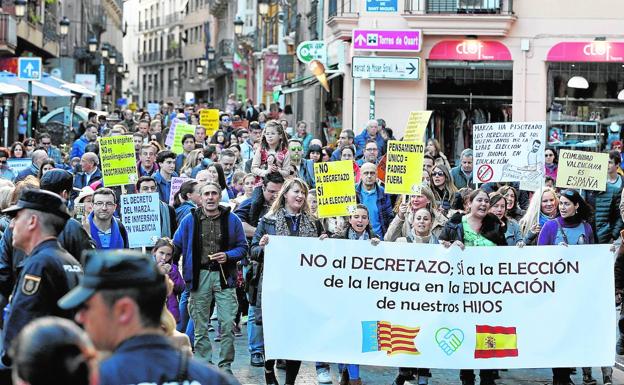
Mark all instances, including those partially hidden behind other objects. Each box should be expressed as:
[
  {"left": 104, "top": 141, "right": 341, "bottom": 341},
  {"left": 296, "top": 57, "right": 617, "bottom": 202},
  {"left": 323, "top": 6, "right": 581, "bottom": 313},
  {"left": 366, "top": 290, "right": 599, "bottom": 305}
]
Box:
[
  {"left": 0, "top": 83, "right": 27, "bottom": 95},
  {"left": 0, "top": 71, "right": 73, "bottom": 97},
  {"left": 40, "top": 73, "right": 96, "bottom": 98},
  {"left": 428, "top": 40, "right": 512, "bottom": 61},
  {"left": 278, "top": 64, "right": 342, "bottom": 94},
  {"left": 547, "top": 41, "right": 624, "bottom": 62}
]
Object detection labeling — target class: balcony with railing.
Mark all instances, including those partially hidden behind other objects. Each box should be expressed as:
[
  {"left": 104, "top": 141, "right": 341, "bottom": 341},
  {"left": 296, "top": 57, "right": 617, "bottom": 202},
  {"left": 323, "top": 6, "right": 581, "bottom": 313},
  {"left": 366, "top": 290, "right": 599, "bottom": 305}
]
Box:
[
  {"left": 403, "top": 0, "right": 516, "bottom": 36},
  {"left": 0, "top": 13, "right": 17, "bottom": 54},
  {"left": 327, "top": 0, "right": 358, "bottom": 40}
]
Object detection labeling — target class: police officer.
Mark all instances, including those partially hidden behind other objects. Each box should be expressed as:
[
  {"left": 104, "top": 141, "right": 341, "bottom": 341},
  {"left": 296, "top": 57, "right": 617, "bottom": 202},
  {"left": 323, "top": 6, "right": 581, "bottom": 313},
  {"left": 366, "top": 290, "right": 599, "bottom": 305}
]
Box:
[
  {"left": 58, "top": 250, "right": 239, "bottom": 385},
  {"left": 0, "top": 189, "right": 82, "bottom": 367}
]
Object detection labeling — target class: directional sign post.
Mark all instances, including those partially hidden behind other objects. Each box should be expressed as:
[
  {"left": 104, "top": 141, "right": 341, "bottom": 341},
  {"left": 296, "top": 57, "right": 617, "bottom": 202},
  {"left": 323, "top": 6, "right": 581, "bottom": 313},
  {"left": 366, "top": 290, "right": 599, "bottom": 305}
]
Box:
[
  {"left": 352, "top": 29, "right": 422, "bottom": 52},
  {"left": 18, "top": 57, "right": 42, "bottom": 138},
  {"left": 352, "top": 57, "right": 421, "bottom": 80}
]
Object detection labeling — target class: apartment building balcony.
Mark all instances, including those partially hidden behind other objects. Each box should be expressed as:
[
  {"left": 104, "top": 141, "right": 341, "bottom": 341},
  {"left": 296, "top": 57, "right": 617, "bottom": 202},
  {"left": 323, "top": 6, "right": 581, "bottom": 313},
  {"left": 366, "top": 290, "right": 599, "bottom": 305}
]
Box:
[
  {"left": 208, "top": 0, "right": 228, "bottom": 17},
  {"left": 16, "top": 10, "right": 60, "bottom": 57},
  {"left": 403, "top": 0, "right": 516, "bottom": 36},
  {"left": 327, "top": 0, "right": 358, "bottom": 40},
  {"left": 0, "top": 14, "right": 17, "bottom": 56}
]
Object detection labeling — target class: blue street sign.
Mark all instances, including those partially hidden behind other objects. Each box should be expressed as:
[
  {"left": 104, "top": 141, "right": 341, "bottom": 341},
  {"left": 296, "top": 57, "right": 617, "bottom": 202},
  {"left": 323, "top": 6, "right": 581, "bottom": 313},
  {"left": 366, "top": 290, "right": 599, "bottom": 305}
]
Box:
[
  {"left": 18, "top": 57, "right": 42, "bottom": 81},
  {"left": 99, "top": 64, "right": 105, "bottom": 92},
  {"left": 366, "top": 0, "right": 398, "bottom": 12}
]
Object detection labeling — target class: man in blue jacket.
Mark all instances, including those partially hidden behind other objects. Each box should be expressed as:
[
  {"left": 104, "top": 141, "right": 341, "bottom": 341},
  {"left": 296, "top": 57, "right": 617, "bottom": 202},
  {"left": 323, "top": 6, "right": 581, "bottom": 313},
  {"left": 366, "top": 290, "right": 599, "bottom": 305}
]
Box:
[
  {"left": 355, "top": 162, "right": 394, "bottom": 238},
  {"left": 70, "top": 124, "right": 98, "bottom": 160},
  {"left": 173, "top": 181, "right": 248, "bottom": 374},
  {"left": 354, "top": 119, "right": 386, "bottom": 159}
]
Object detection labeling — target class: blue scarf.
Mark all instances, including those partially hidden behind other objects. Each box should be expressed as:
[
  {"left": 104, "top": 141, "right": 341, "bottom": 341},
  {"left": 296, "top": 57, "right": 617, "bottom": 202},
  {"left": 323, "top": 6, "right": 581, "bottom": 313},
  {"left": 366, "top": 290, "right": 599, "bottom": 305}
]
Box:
[{"left": 89, "top": 212, "right": 124, "bottom": 249}]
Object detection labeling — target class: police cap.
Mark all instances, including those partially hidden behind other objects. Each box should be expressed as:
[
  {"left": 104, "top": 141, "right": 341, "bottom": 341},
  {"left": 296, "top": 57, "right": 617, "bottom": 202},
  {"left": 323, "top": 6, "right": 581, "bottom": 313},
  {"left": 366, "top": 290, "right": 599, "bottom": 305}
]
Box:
[
  {"left": 58, "top": 250, "right": 163, "bottom": 310},
  {"left": 3, "top": 188, "right": 70, "bottom": 220}
]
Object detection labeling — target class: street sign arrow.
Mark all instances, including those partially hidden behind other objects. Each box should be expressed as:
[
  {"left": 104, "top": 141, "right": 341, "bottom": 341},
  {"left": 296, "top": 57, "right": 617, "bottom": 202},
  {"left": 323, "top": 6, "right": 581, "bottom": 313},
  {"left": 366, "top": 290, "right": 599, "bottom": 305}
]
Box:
[
  {"left": 407, "top": 62, "right": 416, "bottom": 74},
  {"left": 352, "top": 56, "right": 421, "bottom": 81},
  {"left": 24, "top": 63, "right": 34, "bottom": 76},
  {"left": 355, "top": 34, "right": 366, "bottom": 45}
]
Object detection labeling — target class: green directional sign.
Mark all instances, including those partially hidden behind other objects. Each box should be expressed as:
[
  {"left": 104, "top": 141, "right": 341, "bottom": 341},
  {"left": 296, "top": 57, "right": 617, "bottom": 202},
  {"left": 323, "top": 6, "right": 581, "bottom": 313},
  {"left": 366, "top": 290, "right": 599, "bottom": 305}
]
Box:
[{"left": 296, "top": 40, "right": 327, "bottom": 64}]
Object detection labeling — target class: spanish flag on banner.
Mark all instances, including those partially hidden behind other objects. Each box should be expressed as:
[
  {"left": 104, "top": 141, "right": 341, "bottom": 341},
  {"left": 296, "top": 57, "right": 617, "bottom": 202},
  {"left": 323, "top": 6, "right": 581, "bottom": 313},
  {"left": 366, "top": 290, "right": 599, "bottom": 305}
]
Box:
[
  {"left": 474, "top": 325, "right": 518, "bottom": 359},
  {"left": 361, "top": 321, "right": 421, "bottom": 355}
]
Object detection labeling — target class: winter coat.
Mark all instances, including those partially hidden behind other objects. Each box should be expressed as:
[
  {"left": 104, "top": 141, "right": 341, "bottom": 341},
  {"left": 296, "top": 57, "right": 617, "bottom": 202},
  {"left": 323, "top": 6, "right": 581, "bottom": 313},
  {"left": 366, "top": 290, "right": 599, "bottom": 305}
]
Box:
[{"left": 438, "top": 212, "right": 507, "bottom": 246}]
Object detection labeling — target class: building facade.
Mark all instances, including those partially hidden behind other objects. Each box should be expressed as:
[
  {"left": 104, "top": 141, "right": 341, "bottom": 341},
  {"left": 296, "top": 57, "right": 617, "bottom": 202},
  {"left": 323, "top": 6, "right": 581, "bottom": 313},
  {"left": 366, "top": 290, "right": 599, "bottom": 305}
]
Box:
[{"left": 323, "top": 0, "right": 624, "bottom": 163}]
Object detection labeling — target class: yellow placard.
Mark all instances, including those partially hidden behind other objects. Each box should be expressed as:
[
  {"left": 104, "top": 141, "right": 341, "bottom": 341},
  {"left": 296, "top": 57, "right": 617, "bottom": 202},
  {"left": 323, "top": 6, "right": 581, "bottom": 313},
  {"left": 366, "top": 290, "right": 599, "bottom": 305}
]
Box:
[
  {"left": 403, "top": 111, "right": 432, "bottom": 142},
  {"left": 99, "top": 135, "right": 138, "bottom": 187},
  {"left": 384, "top": 140, "right": 424, "bottom": 195},
  {"left": 314, "top": 160, "right": 357, "bottom": 218},
  {"left": 556, "top": 150, "right": 609, "bottom": 192},
  {"left": 200, "top": 109, "right": 220, "bottom": 136},
  {"left": 171, "top": 123, "right": 196, "bottom": 155}
]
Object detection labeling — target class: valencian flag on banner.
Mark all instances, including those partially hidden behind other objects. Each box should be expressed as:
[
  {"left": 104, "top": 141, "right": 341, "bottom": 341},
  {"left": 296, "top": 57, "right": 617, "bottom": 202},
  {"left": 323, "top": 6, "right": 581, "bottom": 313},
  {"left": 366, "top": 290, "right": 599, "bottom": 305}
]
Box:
[
  {"left": 361, "top": 321, "right": 421, "bottom": 355},
  {"left": 474, "top": 325, "right": 519, "bottom": 358}
]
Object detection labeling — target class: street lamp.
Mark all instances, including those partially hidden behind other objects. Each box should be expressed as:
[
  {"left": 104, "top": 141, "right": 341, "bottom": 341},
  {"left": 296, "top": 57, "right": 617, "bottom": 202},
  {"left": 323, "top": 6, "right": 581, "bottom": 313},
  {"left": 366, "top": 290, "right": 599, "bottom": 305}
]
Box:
[
  {"left": 234, "top": 17, "right": 244, "bottom": 36},
  {"left": 207, "top": 47, "right": 215, "bottom": 61},
  {"left": 102, "top": 43, "right": 109, "bottom": 58},
  {"left": 117, "top": 64, "right": 124, "bottom": 74},
  {"left": 109, "top": 53, "right": 116, "bottom": 65},
  {"left": 199, "top": 57, "right": 207, "bottom": 67},
  {"left": 196, "top": 65, "right": 204, "bottom": 75},
  {"left": 123, "top": 64, "right": 130, "bottom": 79},
  {"left": 88, "top": 36, "right": 98, "bottom": 53},
  {"left": 59, "top": 16, "right": 70, "bottom": 36},
  {"left": 14, "top": 0, "right": 26, "bottom": 19},
  {"left": 258, "top": 0, "right": 269, "bottom": 17}
]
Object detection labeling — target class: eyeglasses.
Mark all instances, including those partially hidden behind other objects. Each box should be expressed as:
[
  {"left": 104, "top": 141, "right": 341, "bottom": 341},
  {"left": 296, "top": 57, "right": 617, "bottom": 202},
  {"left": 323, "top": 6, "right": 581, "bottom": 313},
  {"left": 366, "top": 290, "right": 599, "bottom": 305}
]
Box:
[
  {"left": 545, "top": 154, "right": 554, "bottom": 157},
  {"left": 0, "top": 160, "right": 7, "bottom": 165},
  {"left": 560, "top": 189, "right": 576, "bottom": 199},
  {"left": 222, "top": 118, "right": 231, "bottom": 122},
  {"left": 93, "top": 202, "right": 116, "bottom": 208},
  {"left": 289, "top": 147, "right": 302, "bottom": 151},
  {"left": 431, "top": 171, "right": 445, "bottom": 177},
  {"left": 41, "top": 142, "right": 51, "bottom": 146}
]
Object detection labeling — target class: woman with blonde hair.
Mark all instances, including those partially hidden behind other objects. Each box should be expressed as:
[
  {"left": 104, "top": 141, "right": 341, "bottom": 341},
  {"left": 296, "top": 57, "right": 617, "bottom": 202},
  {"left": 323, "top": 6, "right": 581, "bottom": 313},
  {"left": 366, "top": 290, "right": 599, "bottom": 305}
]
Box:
[
  {"left": 429, "top": 164, "right": 457, "bottom": 214},
  {"left": 179, "top": 149, "right": 204, "bottom": 178},
  {"left": 250, "top": 178, "right": 323, "bottom": 385},
  {"left": 518, "top": 187, "right": 559, "bottom": 245},
  {"left": 386, "top": 185, "right": 446, "bottom": 241}
]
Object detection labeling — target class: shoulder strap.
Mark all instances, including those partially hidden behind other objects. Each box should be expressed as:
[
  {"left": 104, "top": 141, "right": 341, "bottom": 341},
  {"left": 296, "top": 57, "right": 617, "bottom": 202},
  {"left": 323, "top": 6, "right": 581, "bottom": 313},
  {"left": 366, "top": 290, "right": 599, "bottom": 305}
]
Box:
[{"left": 556, "top": 219, "right": 569, "bottom": 244}]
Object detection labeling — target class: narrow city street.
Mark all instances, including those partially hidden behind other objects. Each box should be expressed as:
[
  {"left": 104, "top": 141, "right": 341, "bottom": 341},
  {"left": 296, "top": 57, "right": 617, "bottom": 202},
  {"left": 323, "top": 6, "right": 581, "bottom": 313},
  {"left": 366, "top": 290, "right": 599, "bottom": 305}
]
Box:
[{"left": 226, "top": 323, "right": 624, "bottom": 385}]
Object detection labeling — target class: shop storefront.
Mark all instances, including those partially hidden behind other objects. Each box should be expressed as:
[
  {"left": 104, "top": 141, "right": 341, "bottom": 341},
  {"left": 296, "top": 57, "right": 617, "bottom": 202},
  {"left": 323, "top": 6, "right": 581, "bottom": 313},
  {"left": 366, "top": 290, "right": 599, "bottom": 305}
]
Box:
[
  {"left": 426, "top": 40, "right": 513, "bottom": 163},
  {"left": 546, "top": 41, "right": 624, "bottom": 151}
]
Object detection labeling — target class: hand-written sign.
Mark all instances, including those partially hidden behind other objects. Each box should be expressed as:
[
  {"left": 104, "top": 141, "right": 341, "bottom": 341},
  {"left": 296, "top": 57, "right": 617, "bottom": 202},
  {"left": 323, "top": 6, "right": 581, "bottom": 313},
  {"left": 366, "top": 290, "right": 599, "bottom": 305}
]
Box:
[
  {"left": 7, "top": 159, "right": 32, "bottom": 175},
  {"left": 314, "top": 161, "right": 357, "bottom": 218},
  {"left": 403, "top": 111, "right": 432, "bottom": 142},
  {"left": 171, "top": 123, "right": 196, "bottom": 155},
  {"left": 169, "top": 177, "right": 191, "bottom": 206},
  {"left": 263, "top": 237, "right": 614, "bottom": 368},
  {"left": 120, "top": 192, "right": 161, "bottom": 248},
  {"left": 556, "top": 150, "right": 608, "bottom": 191},
  {"left": 99, "top": 135, "right": 138, "bottom": 187},
  {"left": 385, "top": 141, "right": 424, "bottom": 195},
  {"left": 200, "top": 109, "right": 220, "bottom": 136},
  {"left": 473, "top": 122, "right": 546, "bottom": 184}
]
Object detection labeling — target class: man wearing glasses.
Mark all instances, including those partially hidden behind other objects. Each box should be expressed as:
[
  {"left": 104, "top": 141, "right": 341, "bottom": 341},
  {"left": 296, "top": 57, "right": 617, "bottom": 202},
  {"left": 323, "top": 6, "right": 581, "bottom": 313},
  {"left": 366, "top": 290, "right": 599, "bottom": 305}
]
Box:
[
  {"left": 88, "top": 188, "right": 128, "bottom": 249},
  {"left": 288, "top": 139, "right": 315, "bottom": 188},
  {"left": 220, "top": 113, "right": 233, "bottom": 135},
  {"left": 38, "top": 133, "right": 62, "bottom": 164}
]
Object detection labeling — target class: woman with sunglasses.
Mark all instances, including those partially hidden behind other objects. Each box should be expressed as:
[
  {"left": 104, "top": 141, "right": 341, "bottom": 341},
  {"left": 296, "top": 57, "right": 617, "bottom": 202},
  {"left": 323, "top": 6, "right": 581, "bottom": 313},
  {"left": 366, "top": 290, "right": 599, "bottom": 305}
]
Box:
[
  {"left": 430, "top": 164, "right": 457, "bottom": 215},
  {"left": 544, "top": 148, "right": 558, "bottom": 181},
  {"left": 439, "top": 188, "right": 506, "bottom": 385},
  {"left": 537, "top": 189, "right": 610, "bottom": 385}
]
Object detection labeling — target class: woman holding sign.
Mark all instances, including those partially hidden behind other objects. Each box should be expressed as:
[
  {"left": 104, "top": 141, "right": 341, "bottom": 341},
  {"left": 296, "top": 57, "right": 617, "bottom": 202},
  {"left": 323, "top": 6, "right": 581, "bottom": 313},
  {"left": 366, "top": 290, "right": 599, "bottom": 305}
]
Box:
[
  {"left": 250, "top": 178, "right": 324, "bottom": 385},
  {"left": 439, "top": 188, "right": 506, "bottom": 385},
  {"left": 536, "top": 189, "right": 610, "bottom": 385}
]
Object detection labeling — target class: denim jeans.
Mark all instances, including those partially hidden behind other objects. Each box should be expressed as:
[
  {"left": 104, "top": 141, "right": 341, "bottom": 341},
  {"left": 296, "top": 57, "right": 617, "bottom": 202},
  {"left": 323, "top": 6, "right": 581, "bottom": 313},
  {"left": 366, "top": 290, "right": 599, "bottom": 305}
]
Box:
[
  {"left": 247, "top": 305, "right": 264, "bottom": 354},
  {"left": 338, "top": 364, "right": 360, "bottom": 379},
  {"left": 177, "top": 287, "right": 194, "bottom": 345}
]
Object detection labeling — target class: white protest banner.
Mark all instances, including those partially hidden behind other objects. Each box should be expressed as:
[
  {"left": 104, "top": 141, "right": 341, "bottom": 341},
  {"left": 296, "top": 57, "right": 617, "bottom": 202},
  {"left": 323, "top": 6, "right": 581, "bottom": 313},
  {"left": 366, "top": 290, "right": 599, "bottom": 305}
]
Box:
[
  {"left": 120, "top": 193, "right": 160, "bottom": 248},
  {"left": 169, "top": 177, "right": 191, "bottom": 206},
  {"left": 556, "top": 150, "right": 609, "bottom": 191},
  {"left": 7, "top": 158, "right": 31, "bottom": 175},
  {"left": 263, "top": 237, "right": 614, "bottom": 369},
  {"left": 473, "top": 122, "right": 546, "bottom": 185}
]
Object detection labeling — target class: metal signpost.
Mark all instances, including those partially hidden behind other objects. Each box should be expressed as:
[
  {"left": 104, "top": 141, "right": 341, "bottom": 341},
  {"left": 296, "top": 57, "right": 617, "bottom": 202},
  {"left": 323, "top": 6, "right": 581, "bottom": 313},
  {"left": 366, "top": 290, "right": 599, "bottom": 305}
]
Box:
[
  {"left": 352, "top": 56, "right": 421, "bottom": 80},
  {"left": 18, "top": 57, "right": 42, "bottom": 138}
]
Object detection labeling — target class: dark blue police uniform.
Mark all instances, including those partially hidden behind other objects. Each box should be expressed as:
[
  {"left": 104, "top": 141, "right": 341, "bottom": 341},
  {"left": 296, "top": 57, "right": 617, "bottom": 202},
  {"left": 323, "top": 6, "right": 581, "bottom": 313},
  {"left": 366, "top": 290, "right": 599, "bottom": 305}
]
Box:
[
  {"left": 1, "top": 239, "right": 82, "bottom": 362},
  {"left": 99, "top": 334, "right": 240, "bottom": 385}
]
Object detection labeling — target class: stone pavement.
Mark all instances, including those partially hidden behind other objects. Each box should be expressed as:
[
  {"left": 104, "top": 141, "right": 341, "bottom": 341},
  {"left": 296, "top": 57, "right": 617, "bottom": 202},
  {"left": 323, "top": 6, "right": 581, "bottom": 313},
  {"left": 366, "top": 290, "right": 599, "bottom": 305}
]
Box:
[{"left": 211, "top": 322, "right": 624, "bottom": 385}]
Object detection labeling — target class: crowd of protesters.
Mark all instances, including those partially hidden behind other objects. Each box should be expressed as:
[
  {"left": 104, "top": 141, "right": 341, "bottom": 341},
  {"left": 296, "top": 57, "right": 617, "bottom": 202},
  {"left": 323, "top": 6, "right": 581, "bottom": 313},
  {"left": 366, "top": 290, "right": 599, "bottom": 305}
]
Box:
[{"left": 0, "top": 99, "right": 622, "bottom": 385}]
